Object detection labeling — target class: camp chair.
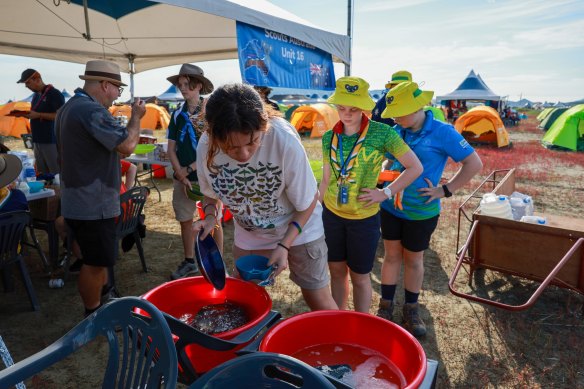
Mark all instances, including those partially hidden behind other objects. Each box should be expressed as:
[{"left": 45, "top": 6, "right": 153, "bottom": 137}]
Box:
[
  {"left": 117, "top": 186, "right": 149, "bottom": 272},
  {"left": 188, "top": 352, "right": 335, "bottom": 389},
  {"left": 0, "top": 211, "right": 39, "bottom": 311},
  {"left": 161, "top": 310, "right": 281, "bottom": 384},
  {"left": 0, "top": 297, "right": 178, "bottom": 389}
]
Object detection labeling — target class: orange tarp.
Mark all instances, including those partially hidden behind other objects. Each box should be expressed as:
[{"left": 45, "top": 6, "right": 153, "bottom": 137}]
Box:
[
  {"left": 0, "top": 101, "right": 31, "bottom": 138},
  {"left": 109, "top": 103, "right": 170, "bottom": 130},
  {"left": 290, "top": 104, "right": 339, "bottom": 138}
]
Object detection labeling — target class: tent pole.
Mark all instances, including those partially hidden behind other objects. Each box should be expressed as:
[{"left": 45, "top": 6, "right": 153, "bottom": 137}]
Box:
[
  {"left": 82, "top": 0, "right": 91, "bottom": 40},
  {"left": 128, "top": 55, "right": 135, "bottom": 102},
  {"left": 344, "top": 0, "right": 353, "bottom": 76}
]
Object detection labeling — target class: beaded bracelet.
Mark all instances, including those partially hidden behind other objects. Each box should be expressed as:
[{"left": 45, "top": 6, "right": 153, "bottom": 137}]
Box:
[
  {"left": 289, "top": 221, "right": 302, "bottom": 234},
  {"left": 277, "top": 242, "right": 290, "bottom": 251}
]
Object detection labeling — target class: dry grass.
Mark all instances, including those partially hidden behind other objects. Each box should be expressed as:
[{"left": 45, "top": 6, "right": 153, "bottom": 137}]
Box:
[{"left": 1, "top": 115, "right": 583, "bottom": 388}]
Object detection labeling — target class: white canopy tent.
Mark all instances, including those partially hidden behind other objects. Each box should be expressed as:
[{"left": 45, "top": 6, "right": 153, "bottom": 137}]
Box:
[{"left": 0, "top": 0, "right": 350, "bottom": 97}]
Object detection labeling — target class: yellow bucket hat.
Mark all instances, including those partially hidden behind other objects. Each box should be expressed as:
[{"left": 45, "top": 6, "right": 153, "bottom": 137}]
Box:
[
  {"left": 384, "top": 70, "right": 412, "bottom": 89},
  {"left": 381, "top": 81, "right": 434, "bottom": 118},
  {"left": 327, "top": 76, "right": 375, "bottom": 111}
]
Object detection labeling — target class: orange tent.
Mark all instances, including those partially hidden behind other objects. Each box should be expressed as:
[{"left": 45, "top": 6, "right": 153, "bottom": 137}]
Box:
[
  {"left": 109, "top": 103, "right": 170, "bottom": 130},
  {"left": 454, "top": 106, "right": 509, "bottom": 147},
  {"left": 0, "top": 101, "right": 31, "bottom": 138},
  {"left": 290, "top": 104, "right": 339, "bottom": 138}
]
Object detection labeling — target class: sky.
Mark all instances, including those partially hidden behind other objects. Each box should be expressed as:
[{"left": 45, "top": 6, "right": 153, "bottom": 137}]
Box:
[{"left": 1, "top": 0, "right": 583, "bottom": 104}]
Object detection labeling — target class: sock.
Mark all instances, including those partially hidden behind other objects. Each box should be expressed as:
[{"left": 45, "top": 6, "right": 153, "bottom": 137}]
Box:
[
  {"left": 84, "top": 304, "right": 102, "bottom": 317},
  {"left": 185, "top": 257, "right": 195, "bottom": 264},
  {"left": 404, "top": 289, "right": 419, "bottom": 304},
  {"left": 381, "top": 284, "right": 397, "bottom": 301}
]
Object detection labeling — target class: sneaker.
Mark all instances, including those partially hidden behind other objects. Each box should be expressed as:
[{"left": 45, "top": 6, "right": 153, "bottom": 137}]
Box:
[
  {"left": 68, "top": 258, "right": 83, "bottom": 274},
  {"left": 101, "top": 285, "right": 121, "bottom": 305},
  {"left": 402, "top": 302, "right": 426, "bottom": 337},
  {"left": 376, "top": 299, "right": 394, "bottom": 322},
  {"left": 170, "top": 260, "right": 199, "bottom": 280}
]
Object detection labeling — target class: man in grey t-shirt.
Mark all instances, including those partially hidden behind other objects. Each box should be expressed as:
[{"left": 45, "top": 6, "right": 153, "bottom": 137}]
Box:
[{"left": 55, "top": 60, "right": 145, "bottom": 317}]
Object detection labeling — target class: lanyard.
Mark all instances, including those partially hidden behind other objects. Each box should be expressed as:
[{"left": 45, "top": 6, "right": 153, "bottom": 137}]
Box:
[
  {"left": 329, "top": 123, "right": 369, "bottom": 182},
  {"left": 31, "top": 84, "right": 53, "bottom": 111}
]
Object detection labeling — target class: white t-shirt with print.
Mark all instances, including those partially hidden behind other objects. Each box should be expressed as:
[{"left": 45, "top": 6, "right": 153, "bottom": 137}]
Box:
[{"left": 196, "top": 117, "right": 324, "bottom": 250}]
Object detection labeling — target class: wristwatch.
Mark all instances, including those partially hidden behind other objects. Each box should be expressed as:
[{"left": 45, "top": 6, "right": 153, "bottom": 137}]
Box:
[
  {"left": 186, "top": 165, "right": 194, "bottom": 174},
  {"left": 442, "top": 184, "right": 453, "bottom": 198},
  {"left": 383, "top": 186, "right": 392, "bottom": 199}
]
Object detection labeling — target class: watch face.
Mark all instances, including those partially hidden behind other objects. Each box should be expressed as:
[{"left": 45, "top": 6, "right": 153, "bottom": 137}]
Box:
[{"left": 383, "top": 187, "right": 392, "bottom": 198}]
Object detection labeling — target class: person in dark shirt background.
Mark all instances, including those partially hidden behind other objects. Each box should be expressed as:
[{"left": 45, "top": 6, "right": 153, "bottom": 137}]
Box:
[{"left": 17, "top": 69, "right": 65, "bottom": 175}]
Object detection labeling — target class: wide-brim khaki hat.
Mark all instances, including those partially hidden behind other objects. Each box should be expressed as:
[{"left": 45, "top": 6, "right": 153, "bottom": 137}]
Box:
[
  {"left": 0, "top": 154, "right": 23, "bottom": 188},
  {"left": 327, "top": 76, "right": 375, "bottom": 111},
  {"left": 384, "top": 70, "right": 412, "bottom": 89},
  {"left": 167, "top": 64, "right": 214, "bottom": 95},
  {"left": 79, "top": 60, "right": 127, "bottom": 86},
  {"left": 381, "top": 81, "right": 434, "bottom": 118}
]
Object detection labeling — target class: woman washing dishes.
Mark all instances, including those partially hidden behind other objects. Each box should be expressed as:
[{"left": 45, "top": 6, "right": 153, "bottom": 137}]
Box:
[
  {"left": 377, "top": 81, "right": 482, "bottom": 337},
  {"left": 194, "top": 83, "right": 337, "bottom": 311},
  {"left": 319, "top": 76, "right": 423, "bottom": 313}
]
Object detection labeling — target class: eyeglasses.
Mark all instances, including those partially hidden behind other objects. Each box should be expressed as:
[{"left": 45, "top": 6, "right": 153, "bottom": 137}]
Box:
[{"left": 103, "top": 81, "right": 124, "bottom": 95}]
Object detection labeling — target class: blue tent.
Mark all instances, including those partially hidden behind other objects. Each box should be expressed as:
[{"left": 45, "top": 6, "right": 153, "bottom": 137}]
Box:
[
  {"left": 157, "top": 85, "right": 183, "bottom": 102},
  {"left": 436, "top": 70, "right": 501, "bottom": 102}
]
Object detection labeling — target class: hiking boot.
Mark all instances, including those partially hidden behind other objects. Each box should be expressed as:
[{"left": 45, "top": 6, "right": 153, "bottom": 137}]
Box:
[
  {"left": 68, "top": 258, "right": 83, "bottom": 274},
  {"left": 402, "top": 302, "right": 426, "bottom": 337},
  {"left": 376, "top": 299, "right": 395, "bottom": 322},
  {"left": 170, "top": 260, "right": 199, "bottom": 280}
]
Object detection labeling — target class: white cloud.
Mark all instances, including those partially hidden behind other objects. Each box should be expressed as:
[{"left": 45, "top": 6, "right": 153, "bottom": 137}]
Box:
[
  {"left": 359, "top": 0, "right": 436, "bottom": 13},
  {"left": 513, "top": 20, "right": 584, "bottom": 50}
]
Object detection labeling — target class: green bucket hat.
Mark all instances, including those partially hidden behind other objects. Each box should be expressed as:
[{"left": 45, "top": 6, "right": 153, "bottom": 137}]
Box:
[
  {"left": 186, "top": 182, "right": 205, "bottom": 202},
  {"left": 384, "top": 70, "right": 412, "bottom": 89}
]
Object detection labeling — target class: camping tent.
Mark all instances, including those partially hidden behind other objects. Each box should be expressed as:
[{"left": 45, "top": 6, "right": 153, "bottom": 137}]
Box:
[
  {"left": 436, "top": 70, "right": 501, "bottom": 102},
  {"left": 1, "top": 0, "right": 350, "bottom": 97},
  {"left": 157, "top": 85, "right": 183, "bottom": 102},
  {"left": 290, "top": 104, "right": 339, "bottom": 138},
  {"left": 542, "top": 104, "right": 584, "bottom": 151},
  {"left": 424, "top": 106, "right": 446, "bottom": 122},
  {"left": 538, "top": 108, "right": 568, "bottom": 132},
  {"left": 0, "top": 101, "right": 31, "bottom": 138},
  {"left": 536, "top": 108, "right": 554, "bottom": 122},
  {"left": 109, "top": 103, "right": 170, "bottom": 130},
  {"left": 454, "top": 106, "right": 509, "bottom": 147}
]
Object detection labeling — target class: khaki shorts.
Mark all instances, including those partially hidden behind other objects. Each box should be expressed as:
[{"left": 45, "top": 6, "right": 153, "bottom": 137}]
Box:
[
  {"left": 233, "top": 235, "right": 330, "bottom": 290},
  {"left": 172, "top": 179, "right": 197, "bottom": 222}
]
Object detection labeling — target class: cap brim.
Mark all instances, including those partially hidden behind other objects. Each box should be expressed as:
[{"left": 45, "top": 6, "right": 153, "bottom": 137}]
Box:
[
  {"left": 381, "top": 90, "right": 434, "bottom": 118},
  {"left": 327, "top": 94, "right": 375, "bottom": 111}
]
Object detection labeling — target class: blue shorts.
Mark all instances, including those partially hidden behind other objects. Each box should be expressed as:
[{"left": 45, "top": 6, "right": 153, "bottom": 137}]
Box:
[
  {"left": 65, "top": 218, "right": 118, "bottom": 267},
  {"left": 322, "top": 206, "right": 381, "bottom": 274},
  {"left": 380, "top": 209, "right": 439, "bottom": 252}
]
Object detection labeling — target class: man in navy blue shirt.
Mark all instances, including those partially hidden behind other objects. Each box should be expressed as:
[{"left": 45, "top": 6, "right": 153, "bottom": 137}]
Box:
[{"left": 18, "top": 69, "right": 65, "bottom": 175}]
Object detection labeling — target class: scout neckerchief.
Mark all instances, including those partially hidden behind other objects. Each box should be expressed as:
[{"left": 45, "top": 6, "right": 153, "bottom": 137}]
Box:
[
  {"left": 178, "top": 98, "right": 203, "bottom": 152},
  {"left": 31, "top": 84, "right": 54, "bottom": 112},
  {"left": 329, "top": 113, "right": 370, "bottom": 183}
]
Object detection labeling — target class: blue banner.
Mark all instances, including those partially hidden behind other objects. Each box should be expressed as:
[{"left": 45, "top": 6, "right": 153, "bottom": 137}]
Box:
[{"left": 236, "top": 21, "right": 335, "bottom": 90}]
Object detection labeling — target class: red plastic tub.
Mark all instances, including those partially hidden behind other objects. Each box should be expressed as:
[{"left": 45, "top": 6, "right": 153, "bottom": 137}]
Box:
[
  {"left": 259, "top": 310, "right": 427, "bottom": 388},
  {"left": 141, "top": 277, "right": 272, "bottom": 376}
]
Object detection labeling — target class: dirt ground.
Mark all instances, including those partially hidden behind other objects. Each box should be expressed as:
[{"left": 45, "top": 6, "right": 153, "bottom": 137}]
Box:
[{"left": 1, "top": 114, "right": 583, "bottom": 388}]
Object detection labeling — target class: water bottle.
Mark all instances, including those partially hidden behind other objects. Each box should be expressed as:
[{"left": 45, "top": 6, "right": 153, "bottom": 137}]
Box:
[
  {"left": 510, "top": 197, "right": 527, "bottom": 221},
  {"left": 48, "top": 278, "right": 65, "bottom": 288},
  {"left": 523, "top": 197, "right": 534, "bottom": 216},
  {"left": 480, "top": 193, "right": 513, "bottom": 219},
  {"left": 520, "top": 215, "right": 546, "bottom": 225},
  {"left": 23, "top": 158, "right": 36, "bottom": 182}
]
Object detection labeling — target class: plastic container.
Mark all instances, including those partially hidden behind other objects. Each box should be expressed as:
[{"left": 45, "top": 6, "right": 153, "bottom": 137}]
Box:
[
  {"left": 520, "top": 215, "right": 547, "bottom": 225},
  {"left": 27, "top": 180, "right": 45, "bottom": 193},
  {"left": 479, "top": 193, "right": 513, "bottom": 219},
  {"left": 259, "top": 310, "right": 427, "bottom": 389},
  {"left": 510, "top": 192, "right": 534, "bottom": 220},
  {"left": 236, "top": 255, "right": 273, "bottom": 283}
]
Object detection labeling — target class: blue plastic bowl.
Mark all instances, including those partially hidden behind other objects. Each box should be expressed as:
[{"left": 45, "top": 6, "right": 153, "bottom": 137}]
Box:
[
  {"left": 236, "top": 255, "right": 273, "bottom": 282},
  {"left": 27, "top": 181, "right": 45, "bottom": 193}
]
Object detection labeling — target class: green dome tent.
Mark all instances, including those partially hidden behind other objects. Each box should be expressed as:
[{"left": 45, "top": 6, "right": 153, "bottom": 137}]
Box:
[
  {"left": 424, "top": 106, "right": 446, "bottom": 122},
  {"left": 536, "top": 108, "right": 553, "bottom": 122},
  {"left": 542, "top": 104, "right": 584, "bottom": 151},
  {"left": 538, "top": 108, "right": 568, "bottom": 132}
]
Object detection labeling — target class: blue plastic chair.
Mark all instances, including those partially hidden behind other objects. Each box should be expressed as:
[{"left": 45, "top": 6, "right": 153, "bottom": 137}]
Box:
[
  {"left": 0, "top": 210, "right": 39, "bottom": 311},
  {"left": 0, "top": 297, "right": 178, "bottom": 388},
  {"left": 188, "top": 352, "right": 336, "bottom": 388}
]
